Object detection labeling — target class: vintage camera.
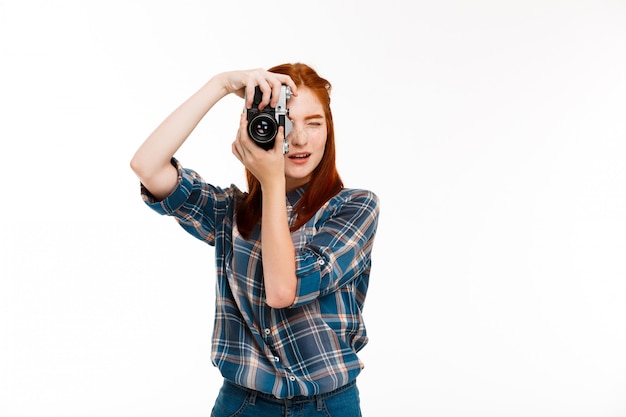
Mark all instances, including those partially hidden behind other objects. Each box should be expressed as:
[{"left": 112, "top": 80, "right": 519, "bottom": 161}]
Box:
[{"left": 246, "top": 85, "right": 293, "bottom": 153}]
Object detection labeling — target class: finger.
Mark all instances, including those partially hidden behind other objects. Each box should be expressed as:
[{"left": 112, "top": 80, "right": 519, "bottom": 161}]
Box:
[
  {"left": 232, "top": 135, "right": 244, "bottom": 162},
  {"left": 233, "top": 135, "right": 249, "bottom": 162},
  {"left": 243, "top": 70, "right": 265, "bottom": 109},
  {"left": 239, "top": 112, "right": 255, "bottom": 152},
  {"left": 230, "top": 141, "right": 241, "bottom": 161},
  {"left": 232, "top": 141, "right": 242, "bottom": 161},
  {"left": 244, "top": 83, "right": 256, "bottom": 109},
  {"left": 274, "top": 126, "right": 285, "bottom": 152},
  {"left": 268, "top": 79, "right": 285, "bottom": 108},
  {"left": 257, "top": 79, "right": 273, "bottom": 110},
  {"left": 275, "top": 74, "right": 298, "bottom": 97},
  {"left": 239, "top": 111, "right": 250, "bottom": 139}
]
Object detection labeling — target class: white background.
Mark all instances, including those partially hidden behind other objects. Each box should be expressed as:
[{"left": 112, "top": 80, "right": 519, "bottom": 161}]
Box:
[{"left": 1, "top": 1, "right": 625, "bottom": 416}]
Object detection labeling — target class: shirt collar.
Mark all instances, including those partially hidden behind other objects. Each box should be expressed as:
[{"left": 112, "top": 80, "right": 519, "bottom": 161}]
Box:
[{"left": 286, "top": 185, "right": 307, "bottom": 208}]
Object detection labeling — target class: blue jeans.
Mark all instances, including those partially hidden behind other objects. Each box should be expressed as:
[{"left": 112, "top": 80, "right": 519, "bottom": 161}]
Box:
[{"left": 210, "top": 379, "right": 362, "bottom": 417}]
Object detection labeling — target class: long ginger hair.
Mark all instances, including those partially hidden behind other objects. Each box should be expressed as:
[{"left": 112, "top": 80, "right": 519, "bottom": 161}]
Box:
[{"left": 235, "top": 63, "right": 343, "bottom": 239}]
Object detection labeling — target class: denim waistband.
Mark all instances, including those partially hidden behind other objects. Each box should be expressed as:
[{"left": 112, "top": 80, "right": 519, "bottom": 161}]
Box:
[{"left": 224, "top": 379, "right": 357, "bottom": 404}]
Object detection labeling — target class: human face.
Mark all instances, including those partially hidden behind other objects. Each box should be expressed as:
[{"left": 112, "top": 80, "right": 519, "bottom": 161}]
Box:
[{"left": 284, "top": 87, "right": 327, "bottom": 191}]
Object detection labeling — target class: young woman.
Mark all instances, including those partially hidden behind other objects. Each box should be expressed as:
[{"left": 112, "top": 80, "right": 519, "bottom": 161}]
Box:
[{"left": 130, "top": 63, "right": 379, "bottom": 417}]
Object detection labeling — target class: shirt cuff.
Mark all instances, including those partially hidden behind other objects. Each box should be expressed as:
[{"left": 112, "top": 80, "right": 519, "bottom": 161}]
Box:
[
  {"left": 290, "top": 250, "right": 329, "bottom": 307},
  {"left": 141, "top": 158, "right": 193, "bottom": 215}
]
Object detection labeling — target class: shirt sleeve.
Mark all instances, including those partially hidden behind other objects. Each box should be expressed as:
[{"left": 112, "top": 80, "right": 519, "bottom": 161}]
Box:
[
  {"left": 140, "top": 158, "right": 237, "bottom": 246},
  {"left": 290, "top": 189, "right": 380, "bottom": 307}
]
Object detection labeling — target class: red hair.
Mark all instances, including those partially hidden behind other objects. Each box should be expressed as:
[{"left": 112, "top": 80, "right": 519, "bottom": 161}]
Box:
[{"left": 236, "top": 63, "right": 343, "bottom": 239}]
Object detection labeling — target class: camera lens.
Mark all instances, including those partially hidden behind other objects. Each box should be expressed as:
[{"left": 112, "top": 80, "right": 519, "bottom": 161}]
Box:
[
  {"left": 248, "top": 114, "right": 277, "bottom": 150},
  {"left": 253, "top": 119, "right": 272, "bottom": 136}
]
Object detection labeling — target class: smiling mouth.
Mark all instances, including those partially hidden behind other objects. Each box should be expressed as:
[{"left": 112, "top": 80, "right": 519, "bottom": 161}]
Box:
[{"left": 289, "top": 153, "right": 311, "bottom": 159}]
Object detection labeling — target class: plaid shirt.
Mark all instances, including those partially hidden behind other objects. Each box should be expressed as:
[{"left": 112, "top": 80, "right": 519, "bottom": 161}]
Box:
[{"left": 141, "top": 158, "right": 379, "bottom": 398}]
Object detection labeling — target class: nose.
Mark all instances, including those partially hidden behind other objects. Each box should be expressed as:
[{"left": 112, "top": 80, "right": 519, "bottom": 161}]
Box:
[{"left": 287, "top": 124, "right": 307, "bottom": 147}]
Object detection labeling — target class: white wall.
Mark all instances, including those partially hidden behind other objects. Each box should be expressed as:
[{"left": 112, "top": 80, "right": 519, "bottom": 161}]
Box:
[{"left": 1, "top": 1, "right": 625, "bottom": 416}]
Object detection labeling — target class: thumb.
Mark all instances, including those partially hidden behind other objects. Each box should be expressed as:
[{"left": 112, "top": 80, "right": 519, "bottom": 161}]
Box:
[{"left": 275, "top": 126, "right": 288, "bottom": 154}]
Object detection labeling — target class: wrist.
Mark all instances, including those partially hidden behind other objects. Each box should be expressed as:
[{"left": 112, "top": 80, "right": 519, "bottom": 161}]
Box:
[
  {"left": 205, "top": 73, "right": 232, "bottom": 97},
  {"left": 260, "top": 178, "right": 286, "bottom": 196}
]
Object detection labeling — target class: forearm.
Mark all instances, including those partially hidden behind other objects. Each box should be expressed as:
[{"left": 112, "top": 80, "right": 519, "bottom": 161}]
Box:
[
  {"left": 130, "top": 74, "right": 230, "bottom": 199},
  {"left": 261, "top": 183, "right": 297, "bottom": 308}
]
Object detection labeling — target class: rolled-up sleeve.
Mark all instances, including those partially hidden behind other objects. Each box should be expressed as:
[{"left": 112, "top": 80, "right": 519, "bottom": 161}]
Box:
[
  {"left": 140, "top": 158, "right": 237, "bottom": 246},
  {"left": 141, "top": 159, "right": 195, "bottom": 214},
  {"left": 290, "top": 189, "right": 380, "bottom": 307}
]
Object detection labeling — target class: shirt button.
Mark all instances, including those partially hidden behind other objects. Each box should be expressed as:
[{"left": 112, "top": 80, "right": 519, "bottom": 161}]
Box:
[
  {"left": 289, "top": 376, "right": 296, "bottom": 381},
  {"left": 264, "top": 328, "right": 271, "bottom": 335},
  {"left": 317, "top": 258, "right": 325, "bottom": 266},
  {"left": 274, "top": 356, "right": 280, "bottom": 362}
]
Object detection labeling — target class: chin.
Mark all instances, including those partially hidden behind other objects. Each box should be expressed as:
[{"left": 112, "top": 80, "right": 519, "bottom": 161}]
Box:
[{"left": 286, "top": 175, "right": 312, "bottom": 188}]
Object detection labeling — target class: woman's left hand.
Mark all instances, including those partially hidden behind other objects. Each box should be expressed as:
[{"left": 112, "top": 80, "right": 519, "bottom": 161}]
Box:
[{"left": 232, "top": 111, "right": 286, "bottom": 189}]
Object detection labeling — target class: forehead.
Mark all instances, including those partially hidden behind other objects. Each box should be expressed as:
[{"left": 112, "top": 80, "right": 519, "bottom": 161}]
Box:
[{"left": 287, "top": 87, "right": 324, "bottom": 117}]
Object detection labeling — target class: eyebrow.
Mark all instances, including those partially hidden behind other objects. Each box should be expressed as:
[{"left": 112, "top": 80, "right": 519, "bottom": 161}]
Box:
[{"left": 303, "top": 114, "right": 324, "bottom": 121}]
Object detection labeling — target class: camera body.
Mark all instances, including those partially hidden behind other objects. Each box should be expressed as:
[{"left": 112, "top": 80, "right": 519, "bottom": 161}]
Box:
[{"left": 246, "top": 85, "right": 293, "bottom": 153}]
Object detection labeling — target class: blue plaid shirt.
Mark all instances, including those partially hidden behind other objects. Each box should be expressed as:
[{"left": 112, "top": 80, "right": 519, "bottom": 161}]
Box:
[{"left": 141, "top": 158, "right": 379, "bottom": 398}]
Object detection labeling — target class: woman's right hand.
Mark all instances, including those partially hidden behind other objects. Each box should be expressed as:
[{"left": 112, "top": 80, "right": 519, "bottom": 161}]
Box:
[{"left": 217, "top": 68, "right": 298, "bottom": 110}]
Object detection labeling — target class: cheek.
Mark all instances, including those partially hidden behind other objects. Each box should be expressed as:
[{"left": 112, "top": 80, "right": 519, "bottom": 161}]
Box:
[
  {"left": 312, "top": 132, "right": 328, "bottom": 151},
  {"left": 315, "top": 141, "right": 327, "bottom": 164}
]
